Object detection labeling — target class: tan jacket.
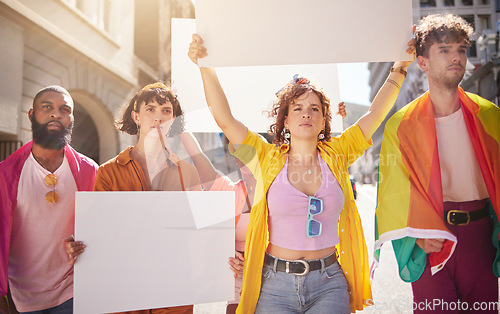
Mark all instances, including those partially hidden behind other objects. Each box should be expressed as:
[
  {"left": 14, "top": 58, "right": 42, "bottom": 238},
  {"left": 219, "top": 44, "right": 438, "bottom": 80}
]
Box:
[{"left": 94, "top": 147, "right": 201, "bottom": 192}]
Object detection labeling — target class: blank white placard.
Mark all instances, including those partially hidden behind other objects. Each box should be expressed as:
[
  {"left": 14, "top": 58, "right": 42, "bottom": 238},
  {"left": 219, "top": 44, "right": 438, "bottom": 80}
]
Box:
[
  {"left": 196, "top": 0, "right": 413, "bottom": 67},
  {"left": 74, "top": 191, "right": 235, "bottom": 314},
  {"left": 172, "top": 18, "right": 343, "bottom": 133}
]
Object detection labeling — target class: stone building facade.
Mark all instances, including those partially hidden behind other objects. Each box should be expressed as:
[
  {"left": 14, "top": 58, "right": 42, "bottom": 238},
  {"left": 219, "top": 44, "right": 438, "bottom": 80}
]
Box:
[{"left": 0, "top": 0, "right": 194, "bottom": 164}]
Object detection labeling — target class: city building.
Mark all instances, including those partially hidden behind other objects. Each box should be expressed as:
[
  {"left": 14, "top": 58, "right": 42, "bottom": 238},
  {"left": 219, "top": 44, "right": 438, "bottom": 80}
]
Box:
[{"left": 0, "top": 0, "right": 194, "bottom": 164}]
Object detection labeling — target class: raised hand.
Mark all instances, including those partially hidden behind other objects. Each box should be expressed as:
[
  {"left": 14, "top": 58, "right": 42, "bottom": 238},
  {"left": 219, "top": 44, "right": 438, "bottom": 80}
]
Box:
[
  {"left": 338, "top": 102, "right": 346, "bottom": 119},
  {"left": 394, "top": 25, "right": 417, "bottom": 70},
  {"left": 188, "top": 34, "right": 207, "bottom": 65}
]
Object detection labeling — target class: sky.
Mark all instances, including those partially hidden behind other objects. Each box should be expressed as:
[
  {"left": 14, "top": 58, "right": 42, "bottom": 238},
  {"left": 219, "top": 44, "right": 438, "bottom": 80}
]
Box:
[{"left": 337, "top": 63, "right": 371, "bottom": 106}]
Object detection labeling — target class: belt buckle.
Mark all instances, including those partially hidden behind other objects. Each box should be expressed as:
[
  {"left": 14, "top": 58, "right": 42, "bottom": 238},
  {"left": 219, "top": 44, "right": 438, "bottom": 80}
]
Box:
[
  {"left": 447, "top": 210, "right": 470, "bottom": 226},
  {"left": 285, "top": 260, "right": 310, "bottom": 276}
]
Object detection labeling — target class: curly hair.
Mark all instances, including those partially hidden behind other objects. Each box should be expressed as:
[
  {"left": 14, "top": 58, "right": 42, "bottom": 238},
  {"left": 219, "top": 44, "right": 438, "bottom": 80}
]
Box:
[
  {"left": 268, "top": 78, "right": 332, "bottom": 146},
  {"left": 115, "top": 82, "right": 185, "bottom": 136},
  {"left": 415, "top": 14, "right": 473, "bottom": 58}
]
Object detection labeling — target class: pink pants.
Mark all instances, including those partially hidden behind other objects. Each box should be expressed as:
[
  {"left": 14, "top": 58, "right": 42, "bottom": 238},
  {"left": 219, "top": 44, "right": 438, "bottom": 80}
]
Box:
[{"left": 412, "top": 199, "right": 498, "bottom": 313}]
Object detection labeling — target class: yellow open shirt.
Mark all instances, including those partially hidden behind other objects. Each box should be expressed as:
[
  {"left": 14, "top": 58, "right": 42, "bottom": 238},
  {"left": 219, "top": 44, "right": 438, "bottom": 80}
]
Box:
[{"left": 232, "top": 124, "right": 373, "bottom": 313}]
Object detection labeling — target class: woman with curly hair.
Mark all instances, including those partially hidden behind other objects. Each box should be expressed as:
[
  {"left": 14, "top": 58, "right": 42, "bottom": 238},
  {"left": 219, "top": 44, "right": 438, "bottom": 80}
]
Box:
[{"left": 188, "top": 33, "right": 415, "bottom": 313}]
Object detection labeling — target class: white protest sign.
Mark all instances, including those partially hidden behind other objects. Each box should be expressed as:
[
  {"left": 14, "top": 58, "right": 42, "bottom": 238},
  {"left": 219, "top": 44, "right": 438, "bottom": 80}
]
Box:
[
  {"left": 74, "top": 191, "right": 234, "bottom": 313},
  {"left": 196, "top": 0, "right": 413, "bottom": 67},
  {"left": 172, "top": 18, "right": 343, "bottom": 133}
]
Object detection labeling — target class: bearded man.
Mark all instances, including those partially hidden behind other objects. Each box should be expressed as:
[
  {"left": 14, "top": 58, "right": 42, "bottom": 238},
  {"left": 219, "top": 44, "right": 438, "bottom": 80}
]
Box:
[{"left": 0, "top": 86, "right": 98, "bottom": 314}]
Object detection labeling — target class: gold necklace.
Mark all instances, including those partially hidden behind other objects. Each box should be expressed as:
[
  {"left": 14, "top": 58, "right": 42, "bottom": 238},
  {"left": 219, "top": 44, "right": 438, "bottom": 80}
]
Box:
[
  {"left": 33, "top": 154, "right": 52, "bottom": 172},
  {"left": 32, "top": 152, "right": 64, "bottom": 173}
]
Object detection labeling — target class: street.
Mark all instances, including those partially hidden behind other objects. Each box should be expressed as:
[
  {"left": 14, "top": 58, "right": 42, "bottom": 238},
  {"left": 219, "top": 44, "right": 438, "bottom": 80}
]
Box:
[
  {"left": 195, "top": 183, "right": 414, "bottom": 313},
  {"left": 354, "top": 184, "right": 413, "bottom": 313}
]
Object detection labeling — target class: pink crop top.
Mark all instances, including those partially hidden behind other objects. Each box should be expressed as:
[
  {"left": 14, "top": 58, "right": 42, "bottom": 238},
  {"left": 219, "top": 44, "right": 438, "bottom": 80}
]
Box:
[
  {"left": 235, "top": 212, "right": 250, "bottom": 252},
  {"left": 267, "top": 153, "right": 344, "bottom": 250}
]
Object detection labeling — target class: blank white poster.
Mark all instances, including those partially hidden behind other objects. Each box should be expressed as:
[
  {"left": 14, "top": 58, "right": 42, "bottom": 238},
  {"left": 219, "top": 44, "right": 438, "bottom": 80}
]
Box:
[
  {"left": 196, "top": 0, "right": 413, "bottom": 67},
  {"left": 171, "top": 18, "right": 343, "bottom": 133},
  {"left": 74, "top": 191, "right": 235, "bottom": 314}
]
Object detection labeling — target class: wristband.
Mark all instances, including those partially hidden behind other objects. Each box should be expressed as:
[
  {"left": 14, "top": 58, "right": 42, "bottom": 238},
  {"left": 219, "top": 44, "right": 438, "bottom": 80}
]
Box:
[{"left": 391, "top": 67, "right": 407, "bottom": 78}]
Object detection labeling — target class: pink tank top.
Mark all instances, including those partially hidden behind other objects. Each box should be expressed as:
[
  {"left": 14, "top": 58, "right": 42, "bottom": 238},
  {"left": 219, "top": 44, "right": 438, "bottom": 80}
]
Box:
[{"left": 267, "top": 154, "right": 344, "bottom": 250}]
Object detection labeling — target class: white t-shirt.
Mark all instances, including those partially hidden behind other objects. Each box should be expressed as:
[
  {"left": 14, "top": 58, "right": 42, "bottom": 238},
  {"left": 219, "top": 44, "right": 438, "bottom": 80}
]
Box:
[
  {"left": 9, "top": 153, "right": 77, "bottom": 312},
  {"left": 435, "top": 108, "right": 489, "bottom": 202}
]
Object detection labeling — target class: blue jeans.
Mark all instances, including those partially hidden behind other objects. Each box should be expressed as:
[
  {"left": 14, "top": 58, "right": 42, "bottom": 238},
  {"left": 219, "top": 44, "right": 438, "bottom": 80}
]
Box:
[
  {"left": 255, "top": 261, "right": 350, "bottom": 313},
  {"left": 21, "top": 298, "right": 73, "bottom": 314}
]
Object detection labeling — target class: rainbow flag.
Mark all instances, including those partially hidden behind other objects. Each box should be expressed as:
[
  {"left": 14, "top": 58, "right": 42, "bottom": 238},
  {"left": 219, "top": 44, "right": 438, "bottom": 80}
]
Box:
[{"left": 373, "top": 88, "right": 500, "bottom": 280}]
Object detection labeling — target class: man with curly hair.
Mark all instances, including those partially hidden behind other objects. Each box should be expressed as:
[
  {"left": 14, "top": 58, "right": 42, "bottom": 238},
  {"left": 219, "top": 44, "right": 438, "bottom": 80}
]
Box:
[{"left": 375, "top": 14, "right": 500, "bottom": 313}]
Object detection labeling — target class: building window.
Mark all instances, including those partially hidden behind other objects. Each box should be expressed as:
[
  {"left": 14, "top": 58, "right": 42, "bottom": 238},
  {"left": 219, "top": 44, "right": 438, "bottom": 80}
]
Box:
[
  {"left": 62, "top": 0, "right": 113, "bottom": 35},
  {"left": 99, "top": 0, "right": 112, "bottom": 33},
  {"left": 420, "top": 0, "right": 436, "bottom": 7},
  {"left": 462, "top": 15, "right": 475, "bottom": 28},
  {"left": 468, "top": 40, "right": 478, "bottom": 57},
  {"left": 75, "top": 0, "right": 93, "bottom": 22},
  {"left": 461, "top": 0, "right": 474, "bottom": 5},
  {"left": 96, "top": 0, "right": 112, "bottom": 33},
  {"left": 478, "top": 15, "right": 491, "bottom": 30},
  {"left": 461, "top": 15, "right": 477, "bottom": 57},
  {"left": 444, "top": 0, "right": 455, "bottom": 5},
  {"left": 478, "top": 0, "right": 490, "bottom": 4}
]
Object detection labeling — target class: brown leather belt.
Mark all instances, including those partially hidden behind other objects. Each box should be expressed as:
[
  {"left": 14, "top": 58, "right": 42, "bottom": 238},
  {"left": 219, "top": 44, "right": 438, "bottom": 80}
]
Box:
[
  {"left": 445, "top": 207, "right": 489, "bottom": 226},
  {"left": 264, "top": 252, "right": 337, "bottom": 276}
]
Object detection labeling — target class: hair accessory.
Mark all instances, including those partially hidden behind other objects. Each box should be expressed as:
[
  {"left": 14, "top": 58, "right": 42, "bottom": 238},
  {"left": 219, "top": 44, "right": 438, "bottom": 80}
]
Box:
[
  {"left": 275, "top": 74, "right": 310, "bottom": 96},
  {"left": 292, "top": 74, "right": 310, "bottom": 85},
  {"left": 141, "top": 82, "right": 168, "bottom": 91},
  {"left": 390, "top": 67, "right": 407, "bottom": 78}
]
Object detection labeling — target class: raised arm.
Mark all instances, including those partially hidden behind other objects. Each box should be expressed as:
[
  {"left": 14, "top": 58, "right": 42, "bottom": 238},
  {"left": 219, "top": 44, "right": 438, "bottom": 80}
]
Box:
[
  {"left": 357, "top": 26, "right": 416, "bottom": 141},
  {"left": 188, "top": 34, "right": 248, "bottom": 145},
  {"left": 179, "top": 131, "right": 222, "bottom": 190}
]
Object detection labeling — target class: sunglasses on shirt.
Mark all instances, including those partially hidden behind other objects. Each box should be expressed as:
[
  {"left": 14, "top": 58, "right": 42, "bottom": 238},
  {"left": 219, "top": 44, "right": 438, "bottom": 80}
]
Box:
[
  {"left": 45, "top": 173, "right": 58, "bottom": 204},
  {"left": 307, "top": 196, "right": 323, "bottom": 238}
]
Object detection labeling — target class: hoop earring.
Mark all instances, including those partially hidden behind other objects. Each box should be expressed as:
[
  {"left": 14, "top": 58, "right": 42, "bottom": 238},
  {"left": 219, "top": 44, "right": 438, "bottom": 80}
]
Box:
[{"left": 318, "top": 132, "right": 325, "bottom": 140}]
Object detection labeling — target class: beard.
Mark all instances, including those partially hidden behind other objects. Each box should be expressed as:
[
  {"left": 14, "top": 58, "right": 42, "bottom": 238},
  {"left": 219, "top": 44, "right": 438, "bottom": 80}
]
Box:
[
  {"left": 435, "top": 63, "right": 465, "bottom": 90},
  {"left": 441, "top": 72, "right": 464, "bottom": 90},
  {"left": 31, "top": 115, "right": 74, "bottom": 150}
]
